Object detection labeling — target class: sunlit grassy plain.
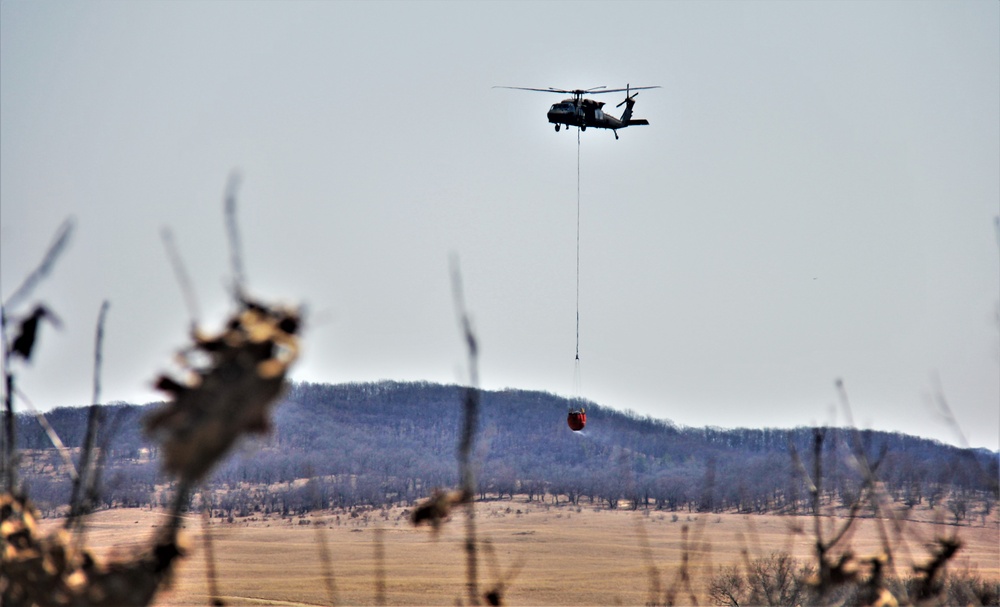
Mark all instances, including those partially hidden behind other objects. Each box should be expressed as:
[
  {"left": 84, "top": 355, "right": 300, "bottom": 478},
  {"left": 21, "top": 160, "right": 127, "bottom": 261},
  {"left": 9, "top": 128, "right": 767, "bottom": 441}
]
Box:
[{"left": 38, "top": 497, "right": 999, "bottom": 606}]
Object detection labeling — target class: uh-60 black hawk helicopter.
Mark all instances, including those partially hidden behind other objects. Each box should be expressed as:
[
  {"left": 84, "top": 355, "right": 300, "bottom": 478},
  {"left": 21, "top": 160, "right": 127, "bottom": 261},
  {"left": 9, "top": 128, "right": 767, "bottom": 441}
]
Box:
[{"left": 496, "top": 84, "right": 660, "bottom": 139}]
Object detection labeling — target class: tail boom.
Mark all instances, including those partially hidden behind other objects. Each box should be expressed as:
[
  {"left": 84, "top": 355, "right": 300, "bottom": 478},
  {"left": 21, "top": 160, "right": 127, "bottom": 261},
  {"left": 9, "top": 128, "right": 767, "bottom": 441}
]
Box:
[{"left": 619, "top": 97, "right": 649, "bottom": 126}]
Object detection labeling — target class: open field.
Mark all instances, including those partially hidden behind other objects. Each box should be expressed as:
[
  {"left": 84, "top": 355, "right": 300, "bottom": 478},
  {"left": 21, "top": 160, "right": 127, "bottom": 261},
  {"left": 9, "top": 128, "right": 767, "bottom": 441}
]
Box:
[{"left": 37, "top": 498, "right": 999, "bottom": 606}]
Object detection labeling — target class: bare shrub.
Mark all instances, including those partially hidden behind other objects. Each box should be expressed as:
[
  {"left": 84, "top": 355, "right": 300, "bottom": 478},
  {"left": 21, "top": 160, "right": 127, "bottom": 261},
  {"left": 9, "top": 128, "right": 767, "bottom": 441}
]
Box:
[
  {"left": 709, "top": 552, "right": 814, "bottom": 607},
  {"left": 2, "top": 183, "right": 302, "bottom": 607}
]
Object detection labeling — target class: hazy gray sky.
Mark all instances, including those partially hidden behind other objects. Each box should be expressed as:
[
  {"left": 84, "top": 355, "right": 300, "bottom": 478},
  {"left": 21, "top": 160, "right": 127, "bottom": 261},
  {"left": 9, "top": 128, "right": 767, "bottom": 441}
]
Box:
[{"left": 2, "top": 1, "right": 998, "bottom": 449}]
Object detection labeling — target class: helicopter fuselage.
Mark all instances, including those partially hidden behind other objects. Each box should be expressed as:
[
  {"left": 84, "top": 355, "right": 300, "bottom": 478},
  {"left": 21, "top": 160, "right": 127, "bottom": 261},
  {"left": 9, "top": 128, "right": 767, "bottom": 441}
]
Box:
[{"left": 546, "top": 97, "right": 647, "bottom": 135}]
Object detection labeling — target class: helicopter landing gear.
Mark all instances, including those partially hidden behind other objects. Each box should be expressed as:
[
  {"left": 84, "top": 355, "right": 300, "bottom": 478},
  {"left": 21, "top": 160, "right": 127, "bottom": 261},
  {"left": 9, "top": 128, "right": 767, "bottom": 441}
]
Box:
[
  {"left": 613, "top": 130, "right": 619, "bottom": 140},
  {"left": 555, "top": 124, "right": 560, "bottom": 132}
]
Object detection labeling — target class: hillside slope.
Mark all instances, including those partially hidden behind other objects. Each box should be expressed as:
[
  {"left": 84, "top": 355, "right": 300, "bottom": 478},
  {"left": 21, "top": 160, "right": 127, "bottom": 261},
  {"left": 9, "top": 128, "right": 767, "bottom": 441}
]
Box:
[{"left": 14, "top": 380, "right": 998, "bottom": 519}]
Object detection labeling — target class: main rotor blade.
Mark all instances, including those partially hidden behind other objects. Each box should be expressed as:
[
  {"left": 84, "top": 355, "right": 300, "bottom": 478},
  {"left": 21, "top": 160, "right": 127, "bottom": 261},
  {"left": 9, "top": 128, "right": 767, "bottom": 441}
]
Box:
[
  {"left": 493, "top": 86, "right": 575, "bottom": 94},
  {"left": 586, "top": 85, "right": 661, "bottom": 95},
  {"left": 493, "top": 85, "right": 661, "bottom": 96}
]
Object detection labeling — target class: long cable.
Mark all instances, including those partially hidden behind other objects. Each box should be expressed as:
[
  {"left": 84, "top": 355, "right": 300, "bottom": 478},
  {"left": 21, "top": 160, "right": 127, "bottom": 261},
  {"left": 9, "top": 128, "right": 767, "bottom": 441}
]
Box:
[{"left": 572, "top": 126, "right": 583, "bottom": 402}]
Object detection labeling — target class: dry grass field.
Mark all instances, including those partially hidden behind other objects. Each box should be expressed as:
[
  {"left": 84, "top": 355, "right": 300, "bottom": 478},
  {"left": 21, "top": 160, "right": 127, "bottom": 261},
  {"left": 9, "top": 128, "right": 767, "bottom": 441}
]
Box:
[{"left": 37, "top": 498, "right": 999, "bottom": 606}]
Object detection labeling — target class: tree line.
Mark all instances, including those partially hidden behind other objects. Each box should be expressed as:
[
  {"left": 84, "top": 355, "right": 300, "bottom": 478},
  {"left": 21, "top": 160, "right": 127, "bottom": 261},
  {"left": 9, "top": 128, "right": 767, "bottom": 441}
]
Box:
[{"left": 13, "top": 380, "right": 998, "bottom": 522}]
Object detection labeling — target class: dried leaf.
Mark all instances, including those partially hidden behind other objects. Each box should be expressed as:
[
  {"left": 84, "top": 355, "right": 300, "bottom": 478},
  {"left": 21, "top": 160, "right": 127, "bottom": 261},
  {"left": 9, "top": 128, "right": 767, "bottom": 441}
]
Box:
[{"left": 145, "top": 297, "right": 301, "bottom": 483}]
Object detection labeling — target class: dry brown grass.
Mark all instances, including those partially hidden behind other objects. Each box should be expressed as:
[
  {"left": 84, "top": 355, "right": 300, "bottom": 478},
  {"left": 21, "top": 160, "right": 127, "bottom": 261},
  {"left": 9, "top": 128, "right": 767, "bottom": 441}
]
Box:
[{"left": 36, "top": 498, "right": 999, "bottom": 606}]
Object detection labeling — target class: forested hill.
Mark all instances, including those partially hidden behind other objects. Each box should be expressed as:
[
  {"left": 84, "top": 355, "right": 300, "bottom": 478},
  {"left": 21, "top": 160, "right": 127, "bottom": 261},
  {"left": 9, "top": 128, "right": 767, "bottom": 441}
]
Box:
[{"left": 13, "top": 381, "right": 999, "bottom": 518}]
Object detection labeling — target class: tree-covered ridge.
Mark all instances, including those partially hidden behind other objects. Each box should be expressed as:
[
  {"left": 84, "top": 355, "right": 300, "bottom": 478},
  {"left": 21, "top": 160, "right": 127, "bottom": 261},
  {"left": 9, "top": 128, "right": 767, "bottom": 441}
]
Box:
[{"left": 14, "top": 380, "right": 998, "bottom": 521}]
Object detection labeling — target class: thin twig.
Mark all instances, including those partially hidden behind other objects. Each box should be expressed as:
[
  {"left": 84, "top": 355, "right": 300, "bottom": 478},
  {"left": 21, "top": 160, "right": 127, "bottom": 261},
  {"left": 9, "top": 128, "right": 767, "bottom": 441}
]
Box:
[
  {"left": 166, "top": 478, "right": 194, "bottom": 538},
  {"left": 66, "top": 300, "right": 110, "bottom": 530},
  {"left": 450, "top": 254, "right": 481, "bottom": 606},
  {"left": 160, "top": 227, "right": 202, "bottom": 326},
  {"left": 481, "top": 538, "right": 525, "bottom": 606},
  {"left": 201, "top": 493, "right": 224, "bottom": 606},
  {"left": 634, "top": 514, "right": 662, "bottom": 605},
  {"left": 302, "top": 469, "right": 339, "bottom": 607},
  {"left": 316, "top": 527, "right": 339, "bottom": 606},
  {"left": 930, "top": 373, "right": 971, "bottom": 450},
  {"left": 3, "top": 372, "right": 16, "bottom": 492},
  {"left": 13, "top": 387, "right": 77, "bottom": 481},
  {"left": 91, "top": 300, "right": 110, "bottom": 410},
  {"left": 85, "top": 404, "right": 128, "bottom": 520},
  {"left": 2, "top": 218, "right": 74, "bottom": 311},
  {"left": 664, "top": 523, "right": 702, "bottom": 606},
  {"left": 374, "top": 526, "right": 387, "bottom": 606},
  {"left": 224, "top": 172, "right": 246, "bottom": 298},
  {"left": 810, "top": 427, "right": 825, "bottom": 550}
]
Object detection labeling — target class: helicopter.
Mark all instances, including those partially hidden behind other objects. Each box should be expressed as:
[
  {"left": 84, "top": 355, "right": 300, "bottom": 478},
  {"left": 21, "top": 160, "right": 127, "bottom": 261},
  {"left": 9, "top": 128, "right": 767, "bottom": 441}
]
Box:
[{"left": 495, "top": 84, "right": 660, "bottom": 139}]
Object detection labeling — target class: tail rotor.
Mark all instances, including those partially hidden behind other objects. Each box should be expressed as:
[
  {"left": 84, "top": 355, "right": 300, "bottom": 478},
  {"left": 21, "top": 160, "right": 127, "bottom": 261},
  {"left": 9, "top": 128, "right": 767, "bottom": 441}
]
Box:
[
  {"left": 616, "top": 83, "right": 640, "bottom": 108},
  {"left": 616, "top": 83, "right": 642, "bottom": 125}
]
